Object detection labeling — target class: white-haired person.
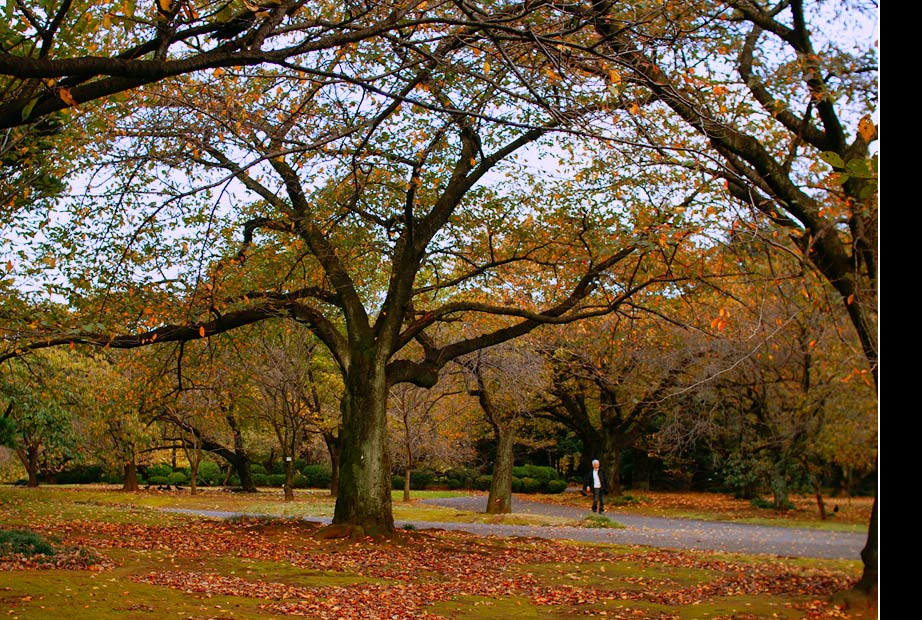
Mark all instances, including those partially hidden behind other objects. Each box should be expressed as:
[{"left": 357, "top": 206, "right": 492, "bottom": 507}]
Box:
[{"left": 583, "top": 459, "right": 610, "bottom": 513}]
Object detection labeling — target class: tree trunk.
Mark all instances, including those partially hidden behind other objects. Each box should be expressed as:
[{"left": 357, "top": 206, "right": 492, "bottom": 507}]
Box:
[
  {"left": 403, "top": 465, "right": 412, "bottom": 502},
  {"left": 284, "top": 458, "right": 295, "bottom": 501},
  {"left": 815, "top": 484, "right": 827, "bottom": 521},
  {"left": 331, "top": 361, "right": 394, "bottom": 536},
  {"left": 323, "top": 429, "right": 341, "bottom": 497},
  {"left": 122, "top": 461, "right": 139, "bottom": 491},
  {"left": 17, "top": 445, "right": 40, "bottom": 487},
  {"left": 487, "top": 425, "right": 515, "bottom": 514},
  {"left": 854, "top": 493, "right": 878, "bottom": 594},
  {"left": 604, "top": 446, "right": 622, "bottom": 498}
]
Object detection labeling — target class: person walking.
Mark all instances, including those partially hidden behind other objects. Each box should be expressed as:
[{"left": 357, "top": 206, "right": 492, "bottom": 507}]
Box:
[{"left": 583, "top": 459, "right": 609, "bottom": 513}]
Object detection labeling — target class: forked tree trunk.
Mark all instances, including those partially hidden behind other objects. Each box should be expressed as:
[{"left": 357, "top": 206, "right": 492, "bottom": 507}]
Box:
[
  {"left": 17, "top": 445, "right": 40, "bottom": 487},
  {"left": 331, "top": 361, "right": 394, "bottom": 536}
]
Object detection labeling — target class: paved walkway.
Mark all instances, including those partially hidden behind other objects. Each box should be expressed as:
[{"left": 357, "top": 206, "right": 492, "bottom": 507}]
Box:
[
  {"left": 163, "top": 494, "right": 868, "bottom": 561},
  {"left": 411, "top": 495, "right": 867, "bottom": 561}
]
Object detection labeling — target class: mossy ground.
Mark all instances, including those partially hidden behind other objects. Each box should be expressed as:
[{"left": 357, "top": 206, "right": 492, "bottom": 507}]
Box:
[{"left": 0, "top": 486, "right": 875, "bottom": 620}]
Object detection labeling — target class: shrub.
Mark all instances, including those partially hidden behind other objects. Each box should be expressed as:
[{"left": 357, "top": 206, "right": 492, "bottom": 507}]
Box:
[
  {"left": 167, "top": 472, "right": 188, "bottom": 486},
  {"left": 196, "top": 461, "right": 223, "bottom": 487},
  {"left": 520, "top": 477, "right": 543, "bottom": 493},
  {"left": 252, "top": 473, "right": 269, "bottom": 487},
  {"left": 409, "top": 469, "right": 436, "bottom": 490},
  {"left": 301, "top": 464, "right": 333, "bottom": 488},
  {"left": 444, "top": 467, "right": 478, "bottom": 489},
  {"left": 250, "top": 463, "right": 268, "bottom": 476},
  {"left": 146, "top": 463, "right": 174, "bottom": 479},
  {"left": 512, "top": 466, "right": 529, "bottom": 479},
  {"left": 473, "top": 475, "right": 492, "bottom": 491},
  {"left": 55, "top": 465, "right": 105, "bottom": 484},
  {"left": 0, "top": 530, "right": 56, "bottom": 557},
  {"left": 392, "top": 475, "right": 405, "bottom": 490},
  {"left": 511, "top": 477, "right": 524, "bottom": 492},
  {"left": 523, "top": 464, "right": 559, "bottom": 481},
  {"left": 147, "top": 475, "right": 170, "bottom": 486},
  {"left": 544, "top": 479, "right": 568, "bottom": 494},
  {"left": 267, "top": 474, "right": 287, "bottom": 487}
]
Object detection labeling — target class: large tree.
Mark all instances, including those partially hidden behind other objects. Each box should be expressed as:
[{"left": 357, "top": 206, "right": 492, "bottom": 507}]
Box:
[{"left": 3, "top": 2, "right": 696, "bottom": 535}]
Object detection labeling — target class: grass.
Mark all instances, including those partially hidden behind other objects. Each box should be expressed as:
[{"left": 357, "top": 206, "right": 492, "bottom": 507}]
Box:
[{"left": 0, "top": 485, "right": 876, "bottom": 620}]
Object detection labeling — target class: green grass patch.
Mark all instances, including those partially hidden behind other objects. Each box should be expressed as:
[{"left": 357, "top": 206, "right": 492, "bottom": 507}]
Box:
[
  {"left": 0, "top": 529, "right": 56, "bottom": 556},
  {"left": 580, "top": 514, "right": 624, "bottom": 529}
]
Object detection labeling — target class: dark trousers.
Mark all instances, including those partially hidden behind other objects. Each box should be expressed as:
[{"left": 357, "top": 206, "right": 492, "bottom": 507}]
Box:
[{"left": 592, "top": 488, "right": 605, "bottom": 512}]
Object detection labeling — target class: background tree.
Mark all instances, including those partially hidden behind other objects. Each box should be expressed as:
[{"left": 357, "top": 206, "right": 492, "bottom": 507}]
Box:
[
  {"left": 387, "top": 368, "right": 468, "bottom": 501},
  {"left": 565, "top": 1, "right": 879, "bottom": 590},
  {"left": 462, "top": 342, "right": 549, "bottom": 514}
]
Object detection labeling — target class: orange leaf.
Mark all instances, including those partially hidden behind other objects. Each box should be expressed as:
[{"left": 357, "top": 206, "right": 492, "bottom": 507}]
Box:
[
  {"left": 199, "top": 326, "right": 206, "bottom": 337},
  {"left": 858, "top": 115, "right": 876, "bottom": 142},
  {"left": 57, "top": 87, "right": 78, "bottom": 107}
]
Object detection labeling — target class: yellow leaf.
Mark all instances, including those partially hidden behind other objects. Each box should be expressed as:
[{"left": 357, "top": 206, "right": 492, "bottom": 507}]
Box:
[
  {"left": 847, "top": 293, "right": 855, "bottom": 305},
  {"left": 609, "top": 69, "right": 621, "bottom": 84},
  {"left": 483, "top": 59, "right": 491, "bottom": 74},
  {"left": 858, "top": 115, "right": 876, "bottom": 142},
  {"left": 57, "top": 88, "right": 78, "bottom": 107},
  {"left": 199, "top": 326, "right": 206, "bottom": 337}
]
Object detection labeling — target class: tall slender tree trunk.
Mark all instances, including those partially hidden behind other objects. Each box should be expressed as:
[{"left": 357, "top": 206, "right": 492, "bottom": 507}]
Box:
[
  {"left": 332, "top": 360, "right": 394, "bottom": 536},
  {"left": 284, "top": 457, "right": 295, "bottom": 501},
  {"left": 487, "top": 425, "right": 515, "bottom": 514},
  {"left": 403, "top": 465, "right": 412, "bottom": 502}
]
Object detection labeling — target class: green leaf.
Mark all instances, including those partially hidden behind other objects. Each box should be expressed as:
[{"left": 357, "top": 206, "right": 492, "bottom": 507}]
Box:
[
  {"left": 846, "top": 157, "right": 877, "bottom": 179},
  {"left": 819, "top": 151, "right": 844, "bottom": 169},
  {"left": 20, "top": 98, "right": 39, "bottom": 122}
]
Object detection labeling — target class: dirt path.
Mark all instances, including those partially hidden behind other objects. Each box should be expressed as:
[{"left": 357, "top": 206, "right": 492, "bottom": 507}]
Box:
[{"left": 414, "top": 495, "right": 867, "bottom": 561}]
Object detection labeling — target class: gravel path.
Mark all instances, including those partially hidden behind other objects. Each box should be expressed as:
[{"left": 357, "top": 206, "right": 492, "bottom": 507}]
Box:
[{"left": 411, "top": 495, "right": 867, "bottom": 561}]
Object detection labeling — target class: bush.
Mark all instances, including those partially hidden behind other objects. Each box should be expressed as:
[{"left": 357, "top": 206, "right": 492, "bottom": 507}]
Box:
[
  {"left": 196, "top": 461, "right": 224, "bottom": 487},
  {"left": 444, "top": 467, "right": 479, "bottom": 488},
  {"left": 55, "top": 465, "right": 105, "bottom": 484},
  {"left": 252, "top": 473, "right": 269, "bottom": 487},
  {"left": 511, "top": 477, "right": 524, "bottom": 492},
  {"left": 250, "top": 463, "right": 268, "bottom": 476},
  {"left": 544, "top": 479, "right": 568, "bottom": 494},
  {"left": 392, "top": 475, "right": 405, "bottom": 490},
  {"left": 523, "top": 464, "right": 560, "bottom": 481},
  {"left": 165, "top": 472, "right": 186, "bottom": 486},
  {"left": 268, "top": 474, "right": 287, "bottom": 487},
  {"left": 301, "top": 464, "right": 333, "bottom": 489},
  {"left": 409, "top": 469, "right": 436, "bottom": 490},
  {"left": 146, "top": 463, "right": 174, "bottom": 479},
  {"left": 473, "top": 475, "right": 492, "bottom": 491},
  {"left": 0, "top": 530, "right": 55, "bottom": 557},
  {"left": 147, "top": 475, "right": 170, "bottom": 486},
  {"left": 520, "top": 477, "right": 543, "bottom": 493}
]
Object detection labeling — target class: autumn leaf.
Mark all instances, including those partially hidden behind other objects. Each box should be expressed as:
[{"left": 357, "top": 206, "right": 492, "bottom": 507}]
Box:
[
  {"left": 199, "top": 325, "right": 206, "bottom": 337},
  {"left": 57, "top": 88, "right": 79, "bottom": 107},
  {"left": 858, "top": 115, "right": 876, "bottom": 141}
]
